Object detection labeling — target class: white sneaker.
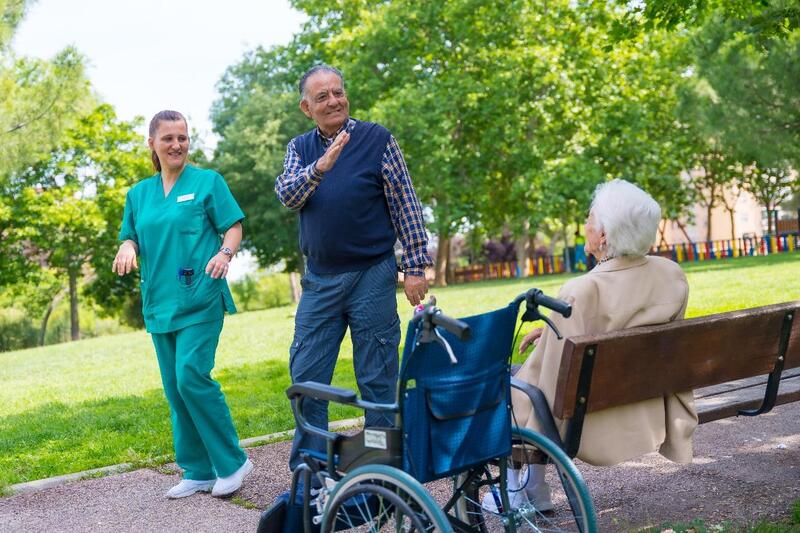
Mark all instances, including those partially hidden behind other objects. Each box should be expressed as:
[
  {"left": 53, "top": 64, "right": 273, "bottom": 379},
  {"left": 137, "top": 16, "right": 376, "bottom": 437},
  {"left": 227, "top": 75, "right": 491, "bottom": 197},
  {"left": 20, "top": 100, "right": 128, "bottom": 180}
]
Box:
[
  {"left": 211, "top": 459, "right": 254, "bottom": 497},
  {"left": 166, "top": 479, "right": 216, "bottom": 499},
  {"left": 481, "top": 489, "right": 530, "bottom": 513},
  {"left": 524, "top": 482, "right": 554, "bottom": 512},
  {"left": 520, "top": 465, "right": 554, "bottom": 512}
]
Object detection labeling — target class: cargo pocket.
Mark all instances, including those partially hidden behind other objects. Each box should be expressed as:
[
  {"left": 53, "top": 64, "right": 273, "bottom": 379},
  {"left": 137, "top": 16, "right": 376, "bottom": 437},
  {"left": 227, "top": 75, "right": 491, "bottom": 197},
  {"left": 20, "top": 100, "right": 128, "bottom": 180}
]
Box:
[
  {"left": 425, "top": 376, "right": 510, "bottom": 476},
  {"left": 368, "top": 317, "right": 401, "bottom": 387},
  {"left": 288, "top": 335, "right": 304, "bottom": 381}
]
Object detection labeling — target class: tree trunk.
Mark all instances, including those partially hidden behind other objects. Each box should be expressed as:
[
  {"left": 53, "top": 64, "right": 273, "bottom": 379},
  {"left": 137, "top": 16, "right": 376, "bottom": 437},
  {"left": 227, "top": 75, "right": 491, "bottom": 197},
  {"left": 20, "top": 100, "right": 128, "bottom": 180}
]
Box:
[
  {"left": 728, "top": 208, "right": 736, "bottom": 243},
  {"left": 289, "top": 271, "right": 302, "bottom": 303},
  {"left": 657, "top": 220, "right": 668, "bottom": 246},
  {"left": 434, "top": 234, "right": 450, "bottom": 287},
  {"left": 706, "top": 203, "right": 713, "bottom": 242},
  {"left": 675, "top": 220, "right": 693, "bottom": 243},
  {"left": 515, "top": 220, "right": 531, "bottom": 277},
  {"left": 39, "top": 289, "right": 65, "bottom": 346},
  {"left": 69, "top": 270, "right": 80, "bottom": 341},
  {"left": 766, "top": 206, "right": 774, "bottom": 234}
]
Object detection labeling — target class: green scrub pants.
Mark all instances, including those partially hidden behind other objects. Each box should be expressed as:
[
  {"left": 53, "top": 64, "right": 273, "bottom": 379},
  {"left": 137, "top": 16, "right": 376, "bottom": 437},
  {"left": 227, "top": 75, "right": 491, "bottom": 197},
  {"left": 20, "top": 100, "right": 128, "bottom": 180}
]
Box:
[{"left": 152, "top": 319, "right": 246, "bottom": 480}]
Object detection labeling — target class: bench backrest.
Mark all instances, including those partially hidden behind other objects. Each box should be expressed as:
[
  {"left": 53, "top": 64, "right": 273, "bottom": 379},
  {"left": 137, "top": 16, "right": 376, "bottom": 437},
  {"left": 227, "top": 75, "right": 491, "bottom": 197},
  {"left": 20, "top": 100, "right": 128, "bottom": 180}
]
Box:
[{"left": 553, "top": 301, "right": 800, "bottom": 419}]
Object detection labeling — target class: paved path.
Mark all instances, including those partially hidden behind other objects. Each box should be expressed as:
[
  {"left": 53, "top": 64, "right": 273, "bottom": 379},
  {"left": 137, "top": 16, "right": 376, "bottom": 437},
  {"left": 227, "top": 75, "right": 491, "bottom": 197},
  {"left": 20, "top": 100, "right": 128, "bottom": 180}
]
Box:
[{"left": 2, "top": 403, "right": 799, "bottom": 532}]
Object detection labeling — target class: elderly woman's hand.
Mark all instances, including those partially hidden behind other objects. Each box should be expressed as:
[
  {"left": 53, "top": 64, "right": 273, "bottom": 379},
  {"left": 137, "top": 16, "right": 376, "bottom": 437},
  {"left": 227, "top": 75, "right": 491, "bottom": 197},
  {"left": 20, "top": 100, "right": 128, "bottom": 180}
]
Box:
[
  {"left": 205, "top": 252, "right": 231, "bottom": 279},
  {"left": 112, "top": 240, "right": 138, "bottom": 275},
  {"left": 519, "top": 327, "right": 543, "bottom": 354}
]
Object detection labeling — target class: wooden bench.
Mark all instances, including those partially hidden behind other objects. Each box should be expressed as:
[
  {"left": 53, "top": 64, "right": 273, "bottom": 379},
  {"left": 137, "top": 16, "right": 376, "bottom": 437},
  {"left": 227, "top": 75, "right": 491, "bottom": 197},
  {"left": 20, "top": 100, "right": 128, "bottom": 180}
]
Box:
[{"left": 512, "top": 301, "right": 800, "bottom": 458}]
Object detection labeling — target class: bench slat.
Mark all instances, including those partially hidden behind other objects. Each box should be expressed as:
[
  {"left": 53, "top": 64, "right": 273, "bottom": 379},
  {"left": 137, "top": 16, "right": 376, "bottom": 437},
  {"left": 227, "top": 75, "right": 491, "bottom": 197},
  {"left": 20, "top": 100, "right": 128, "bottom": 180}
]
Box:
[
  {"left": 695, "top": 374, "right": 800, "bottom": 423},
  {"left": 553, "top": 302, "right": 800, "bottom": 419}
]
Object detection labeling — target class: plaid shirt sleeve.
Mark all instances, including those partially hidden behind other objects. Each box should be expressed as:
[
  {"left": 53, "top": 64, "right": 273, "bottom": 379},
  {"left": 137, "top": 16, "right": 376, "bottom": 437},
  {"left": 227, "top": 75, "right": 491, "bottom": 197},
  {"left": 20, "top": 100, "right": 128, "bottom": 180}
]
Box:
[
  {"left": 382, "top": 135, "right": 433, "bottom": 276},
  {"left": 274, "top": 138, "right": 323, "bottom": 210}
]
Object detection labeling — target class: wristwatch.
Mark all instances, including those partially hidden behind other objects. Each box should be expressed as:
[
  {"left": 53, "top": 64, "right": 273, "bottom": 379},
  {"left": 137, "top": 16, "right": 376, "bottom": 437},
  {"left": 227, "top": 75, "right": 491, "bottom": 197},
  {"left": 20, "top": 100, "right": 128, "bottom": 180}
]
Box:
[{"left": 219, "top": 246, "right": 234, "bottom": 259}]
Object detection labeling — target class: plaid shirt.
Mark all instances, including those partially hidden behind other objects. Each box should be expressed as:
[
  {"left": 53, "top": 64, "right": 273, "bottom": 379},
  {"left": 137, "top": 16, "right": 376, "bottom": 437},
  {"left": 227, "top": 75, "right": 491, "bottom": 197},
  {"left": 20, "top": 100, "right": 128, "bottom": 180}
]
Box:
[{"left": 275, "top": 118, "right": 432, "bottom": 276}]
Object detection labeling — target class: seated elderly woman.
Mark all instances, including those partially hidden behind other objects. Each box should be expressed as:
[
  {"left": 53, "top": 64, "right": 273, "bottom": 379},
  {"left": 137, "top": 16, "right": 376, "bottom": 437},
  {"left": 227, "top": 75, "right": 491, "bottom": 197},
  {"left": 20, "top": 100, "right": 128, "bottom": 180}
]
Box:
[{"left": 494, "top": 179, "right": 698, "bottom": 511}]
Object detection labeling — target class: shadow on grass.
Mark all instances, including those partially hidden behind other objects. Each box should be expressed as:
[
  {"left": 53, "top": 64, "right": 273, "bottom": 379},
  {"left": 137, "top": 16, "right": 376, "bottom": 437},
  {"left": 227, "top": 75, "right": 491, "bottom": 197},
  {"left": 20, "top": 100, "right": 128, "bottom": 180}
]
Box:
[{"left": 0, "top": 356, "right": 362, "bottom": 488}]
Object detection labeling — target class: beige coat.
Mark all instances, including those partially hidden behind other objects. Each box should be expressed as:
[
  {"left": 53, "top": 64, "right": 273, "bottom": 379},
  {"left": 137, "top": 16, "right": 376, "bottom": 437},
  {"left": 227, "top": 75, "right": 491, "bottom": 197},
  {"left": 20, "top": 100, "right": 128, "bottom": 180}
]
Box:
[{"left": 511, "top": 255, "right": 698, "bottom": 466}]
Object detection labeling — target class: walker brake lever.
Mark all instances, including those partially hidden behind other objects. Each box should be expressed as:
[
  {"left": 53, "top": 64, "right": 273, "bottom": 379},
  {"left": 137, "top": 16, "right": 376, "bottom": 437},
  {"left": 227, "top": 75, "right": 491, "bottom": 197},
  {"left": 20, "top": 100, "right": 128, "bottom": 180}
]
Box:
[
  {"left": 522, "top": 304, "right": 564, "bottom": 340},
  {"left": 433, "top": 327, "right": 458, "bottom": 365}
]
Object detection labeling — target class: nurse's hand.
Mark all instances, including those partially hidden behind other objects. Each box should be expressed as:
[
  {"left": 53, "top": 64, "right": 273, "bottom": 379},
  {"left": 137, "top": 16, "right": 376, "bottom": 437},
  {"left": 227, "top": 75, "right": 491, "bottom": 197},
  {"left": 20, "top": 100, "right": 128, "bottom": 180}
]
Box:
[
  {"left": 112, "top": 241, "right": 138, "bottom": 276},
  {"left": 205, "top": 253, "right": 230, "bottom": 279}
]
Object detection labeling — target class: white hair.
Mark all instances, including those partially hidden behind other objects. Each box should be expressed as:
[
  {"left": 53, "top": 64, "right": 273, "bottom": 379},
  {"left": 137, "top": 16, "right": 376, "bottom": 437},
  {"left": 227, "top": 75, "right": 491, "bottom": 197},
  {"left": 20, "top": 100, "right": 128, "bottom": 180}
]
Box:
[{"left": 590, "top": 179, "right": 661, "bottom": 258}]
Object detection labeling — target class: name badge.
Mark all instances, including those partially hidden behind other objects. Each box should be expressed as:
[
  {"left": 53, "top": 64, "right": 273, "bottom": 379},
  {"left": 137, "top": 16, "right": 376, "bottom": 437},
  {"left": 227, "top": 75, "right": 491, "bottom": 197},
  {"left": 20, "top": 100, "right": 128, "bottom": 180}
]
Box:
[{"left": 177, "top": 193, "right": 195, "bottom": 203}]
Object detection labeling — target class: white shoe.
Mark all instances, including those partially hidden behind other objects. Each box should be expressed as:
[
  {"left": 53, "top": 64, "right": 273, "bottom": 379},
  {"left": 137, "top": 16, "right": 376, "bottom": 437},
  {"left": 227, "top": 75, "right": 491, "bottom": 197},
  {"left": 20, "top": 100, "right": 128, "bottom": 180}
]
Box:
[
  {"left": 481, "top": 489, "right": 530, "bottom": 513},
  {"left": 520, "top": 465, "right": 554, "bottom": 512},
  {"left": 166, "top": 479, "right": 215, "bottom": 499},
  {"left": 211, "top": 459, "right": 254, "bottom": 497}
]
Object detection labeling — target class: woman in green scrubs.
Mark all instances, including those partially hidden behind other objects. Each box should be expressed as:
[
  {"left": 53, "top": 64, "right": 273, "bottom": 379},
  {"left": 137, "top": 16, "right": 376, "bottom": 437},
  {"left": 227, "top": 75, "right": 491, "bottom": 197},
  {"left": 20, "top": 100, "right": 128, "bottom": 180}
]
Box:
[{"left": 112, "top": 110, "right": 253, "bottom": 499}]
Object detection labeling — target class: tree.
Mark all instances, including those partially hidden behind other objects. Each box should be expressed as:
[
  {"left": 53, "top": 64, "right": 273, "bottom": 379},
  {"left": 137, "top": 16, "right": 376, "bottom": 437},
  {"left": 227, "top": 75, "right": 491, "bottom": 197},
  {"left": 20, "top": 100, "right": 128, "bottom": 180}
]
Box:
[
  {"left": 212, "top": 46, "right": 315, "bottom": 281},
  {"left": 615, "top": 0, "right": 800, "bottom": 44},
  {"left": 18, "top": 105, "right": 150, "bottom": 339},
  {"left": 744, "top": 164, "right": 799, "bottom": 235},
  {"left": 1, "top": 0, "right": 92, "bottom": 287}
]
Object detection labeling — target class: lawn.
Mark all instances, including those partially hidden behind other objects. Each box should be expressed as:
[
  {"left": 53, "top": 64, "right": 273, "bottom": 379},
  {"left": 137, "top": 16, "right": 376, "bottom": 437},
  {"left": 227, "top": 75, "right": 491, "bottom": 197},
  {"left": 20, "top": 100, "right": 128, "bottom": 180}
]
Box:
[{"left": 1, "top": 252, "right": 799, "bottom": 488}]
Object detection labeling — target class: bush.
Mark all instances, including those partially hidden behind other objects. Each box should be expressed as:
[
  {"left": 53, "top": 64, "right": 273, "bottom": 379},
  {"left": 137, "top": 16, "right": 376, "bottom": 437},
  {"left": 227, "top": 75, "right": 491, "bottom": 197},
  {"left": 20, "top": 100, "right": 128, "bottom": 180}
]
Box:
[
  {"left": 0, "top": 308, "right": 38, "bottom": 351},
  {"left": 230, "top": 272, "right": 292, "bottom": 312}
]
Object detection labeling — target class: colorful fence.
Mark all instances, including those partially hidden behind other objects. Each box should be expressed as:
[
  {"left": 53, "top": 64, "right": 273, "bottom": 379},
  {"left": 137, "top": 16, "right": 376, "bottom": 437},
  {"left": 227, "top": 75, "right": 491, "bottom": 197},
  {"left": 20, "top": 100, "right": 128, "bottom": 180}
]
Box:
[
  {"left": 451, "top": 233, "right": 799, "bottom": 284},
  {"left": 651, "top": 233, "right": 799, "bottom": 263},
  {"left": 453, "top": 255, "right": 566, "bottom": 283}
]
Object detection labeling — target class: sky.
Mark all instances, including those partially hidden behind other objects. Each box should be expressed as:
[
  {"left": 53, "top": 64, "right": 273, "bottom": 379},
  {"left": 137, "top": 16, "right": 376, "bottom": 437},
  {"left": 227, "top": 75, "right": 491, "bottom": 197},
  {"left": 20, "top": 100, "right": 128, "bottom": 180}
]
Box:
[
  {"left": 12, "top": 0, "right": 306, "bottom": 145},
  {"left": 12, "top": 0, "right": 307, "bottom": 279}
]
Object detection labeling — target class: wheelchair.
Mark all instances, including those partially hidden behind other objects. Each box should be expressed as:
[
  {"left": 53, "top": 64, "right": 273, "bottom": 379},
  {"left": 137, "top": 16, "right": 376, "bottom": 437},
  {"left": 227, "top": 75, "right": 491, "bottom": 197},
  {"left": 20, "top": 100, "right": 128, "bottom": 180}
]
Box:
[{"left": 261, "top": 289, "right": 597, "bottom": 532}]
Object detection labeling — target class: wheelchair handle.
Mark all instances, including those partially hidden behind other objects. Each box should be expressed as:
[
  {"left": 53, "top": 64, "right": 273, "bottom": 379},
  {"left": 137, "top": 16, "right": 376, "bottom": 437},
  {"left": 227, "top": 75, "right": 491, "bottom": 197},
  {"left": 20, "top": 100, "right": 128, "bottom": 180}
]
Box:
[
  {"left": 513, "top": 288, "right": 572, "bottom": 318},
  {"left": 412, "top": 297, "right": 472, "bottom": 341}
]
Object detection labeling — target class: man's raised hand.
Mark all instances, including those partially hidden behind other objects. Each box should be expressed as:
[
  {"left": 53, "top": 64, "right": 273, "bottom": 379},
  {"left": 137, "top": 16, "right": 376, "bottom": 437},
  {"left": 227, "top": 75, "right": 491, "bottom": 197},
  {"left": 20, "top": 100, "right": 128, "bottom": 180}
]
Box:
[{"left": 315, "top": 130, "right": 350, "bottom": 173}]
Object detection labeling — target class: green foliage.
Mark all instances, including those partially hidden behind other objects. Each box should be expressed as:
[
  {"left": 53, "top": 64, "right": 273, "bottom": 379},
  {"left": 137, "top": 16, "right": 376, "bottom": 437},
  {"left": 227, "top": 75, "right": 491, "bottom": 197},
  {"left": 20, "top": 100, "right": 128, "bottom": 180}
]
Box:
[
  {"left": 213, "top": 0, "right": 705, "bottom": 279},
  {"left": 615, "top": 0, "right": 800, "bottom": 44},
  {"left": 687, "top": 22, "right": 800, "bottom": 168},
  {"left": 229, "top": 272, "right": 292, "bottom": 312},
  {"left": 0, "top": 0, "right": 27, "bottom": 49},
  {"left": 0, "top": 47, "right": 92, "bottom": 177},
  {"left": 0, "top": 308, "right": 36, "bottom": 351},
  {"left": 15, "top": 105, "right": 151, "bottom": 333},
  {"left": 213, "top": 85, "right": 308, "bottom": 272}
]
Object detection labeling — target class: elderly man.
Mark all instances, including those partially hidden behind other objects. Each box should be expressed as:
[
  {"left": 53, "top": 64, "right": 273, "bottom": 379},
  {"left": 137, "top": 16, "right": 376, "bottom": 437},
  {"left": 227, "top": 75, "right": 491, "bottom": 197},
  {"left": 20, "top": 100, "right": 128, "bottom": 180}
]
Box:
[{"left": 275, "top": 64, "right": 432, "bottom": 471}]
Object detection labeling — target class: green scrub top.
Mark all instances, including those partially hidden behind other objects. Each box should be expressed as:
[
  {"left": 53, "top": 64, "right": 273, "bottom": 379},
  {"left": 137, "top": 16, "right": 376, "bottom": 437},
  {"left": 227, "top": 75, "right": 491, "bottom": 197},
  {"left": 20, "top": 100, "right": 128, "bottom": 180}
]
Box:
[{"left": 119, "top": 165, "right": 244, "bottom": 334}]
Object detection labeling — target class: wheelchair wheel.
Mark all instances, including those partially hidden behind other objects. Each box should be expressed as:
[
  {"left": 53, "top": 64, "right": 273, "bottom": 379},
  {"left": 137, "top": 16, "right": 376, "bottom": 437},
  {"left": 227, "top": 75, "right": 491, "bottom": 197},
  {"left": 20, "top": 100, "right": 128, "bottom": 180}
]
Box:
[
  {"left": 322, "top": 464, "right": 452, "bottom": 532},
  {"left": 454, "top": 428, "right": 597, "bottom": 533}
]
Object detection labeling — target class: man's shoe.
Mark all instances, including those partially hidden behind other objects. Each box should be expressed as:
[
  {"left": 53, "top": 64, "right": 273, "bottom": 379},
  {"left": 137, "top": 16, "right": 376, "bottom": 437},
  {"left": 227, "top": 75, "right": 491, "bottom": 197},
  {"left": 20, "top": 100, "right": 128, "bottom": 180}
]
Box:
[
  {"left": 211, "top": 459, "right": 254, "bottom": 497},
  {"left": 166, "top": 479, "right": 216, "bottom": 499}
]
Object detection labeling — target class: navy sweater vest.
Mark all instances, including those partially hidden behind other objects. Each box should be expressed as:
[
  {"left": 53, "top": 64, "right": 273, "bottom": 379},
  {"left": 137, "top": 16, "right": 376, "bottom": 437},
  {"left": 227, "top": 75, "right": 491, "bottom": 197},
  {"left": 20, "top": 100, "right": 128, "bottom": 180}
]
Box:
[{"left": 295, "top": 120, "right": 396, "bottom": 274}]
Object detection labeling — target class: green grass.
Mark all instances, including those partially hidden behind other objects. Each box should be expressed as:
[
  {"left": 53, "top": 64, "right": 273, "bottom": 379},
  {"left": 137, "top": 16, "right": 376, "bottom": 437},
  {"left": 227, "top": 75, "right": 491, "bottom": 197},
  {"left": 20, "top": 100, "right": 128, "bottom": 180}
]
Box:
[{"left": 1, "top": 252, "right": 799, "bottom": 489}]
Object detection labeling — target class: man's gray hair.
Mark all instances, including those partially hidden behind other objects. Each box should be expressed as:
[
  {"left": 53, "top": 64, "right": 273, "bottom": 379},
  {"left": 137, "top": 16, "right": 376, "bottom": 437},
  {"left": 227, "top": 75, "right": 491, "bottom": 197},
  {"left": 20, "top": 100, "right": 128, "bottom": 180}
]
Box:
[
  {"left": 590, "top": 179, "right": 661, "bottom": 258},
  {"left": 298, "top": 64, "right": 345, "bottom": 99}
]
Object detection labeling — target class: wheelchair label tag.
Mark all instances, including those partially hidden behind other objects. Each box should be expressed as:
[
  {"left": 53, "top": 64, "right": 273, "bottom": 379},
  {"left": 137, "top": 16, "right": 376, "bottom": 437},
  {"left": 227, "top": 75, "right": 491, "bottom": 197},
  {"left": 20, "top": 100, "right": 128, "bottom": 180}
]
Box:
[{"left": 364, "top": 429, "right": 387, "bottom": 450}]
